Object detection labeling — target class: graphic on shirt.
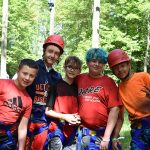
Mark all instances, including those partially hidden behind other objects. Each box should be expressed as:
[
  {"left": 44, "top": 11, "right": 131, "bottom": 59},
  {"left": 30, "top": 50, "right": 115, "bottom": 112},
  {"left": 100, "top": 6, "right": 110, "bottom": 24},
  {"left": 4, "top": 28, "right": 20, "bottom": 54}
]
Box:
[
  {"left": 3, "top": 96, "right": 22, "bottom": 113},
  {"left": 34, "top": 80, "right": 49, "bottom": 105},
  {"left": 78, "top": 86, "right": 104, "bottom": 103},
  {"left": 78, "top": 86, "right": 103, "bottom": 96}
]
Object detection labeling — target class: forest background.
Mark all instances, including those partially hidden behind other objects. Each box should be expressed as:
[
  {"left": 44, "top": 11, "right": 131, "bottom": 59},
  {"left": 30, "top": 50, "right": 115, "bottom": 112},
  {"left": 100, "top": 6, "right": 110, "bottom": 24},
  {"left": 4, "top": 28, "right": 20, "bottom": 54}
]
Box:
[
  {"left": 1, "top": 0, "right": 150, "bottom": 148},
  {"left": 0, "top": 0, "right": 150, "bottom": 78}
]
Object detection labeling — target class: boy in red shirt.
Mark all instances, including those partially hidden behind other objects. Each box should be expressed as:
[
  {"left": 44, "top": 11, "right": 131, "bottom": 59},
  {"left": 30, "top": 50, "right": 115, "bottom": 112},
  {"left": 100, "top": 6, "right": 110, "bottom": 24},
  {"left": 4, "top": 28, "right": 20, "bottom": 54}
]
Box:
[
  {"left": 76, "top": 48, "right": 122, "bottom": 150},
  {"left": 45, "top": 56, "right": 82, "bottom": 150},
  {"left": 0, "top": 59, "right": 38, "bottom": 150}
]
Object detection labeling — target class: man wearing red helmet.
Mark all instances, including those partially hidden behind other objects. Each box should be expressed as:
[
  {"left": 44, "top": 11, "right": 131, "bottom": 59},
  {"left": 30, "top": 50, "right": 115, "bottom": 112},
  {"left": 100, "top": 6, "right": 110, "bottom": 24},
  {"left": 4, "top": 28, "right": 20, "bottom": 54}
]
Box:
[
  {"left": 108, "top": 49, "right": 150, "bottom": 150},
  {"left": 25, "top": 35, "right": 65, "bottom": 150}
]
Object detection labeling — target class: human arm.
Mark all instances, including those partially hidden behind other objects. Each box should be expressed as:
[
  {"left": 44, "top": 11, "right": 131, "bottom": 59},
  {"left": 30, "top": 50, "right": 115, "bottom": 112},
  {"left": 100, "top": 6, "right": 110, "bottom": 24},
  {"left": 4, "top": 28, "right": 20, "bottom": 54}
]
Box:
[
  {"left": 100, "top": 106, "right": 120, "bottom": 150},
  {"left": 112, "top": 107, "right": 124, "bottom": 150},
  {"left": 46, "top": 84, "right": 81, "bottom": 125},
  {"left": 18, "top": 117, "right": 29, "bottom": 150},
  {"left": 45, "top": 107, "right": 81, "bottom": 125},
  {"left": 141, "top": 86, "right": 150, "bottom": 99}
]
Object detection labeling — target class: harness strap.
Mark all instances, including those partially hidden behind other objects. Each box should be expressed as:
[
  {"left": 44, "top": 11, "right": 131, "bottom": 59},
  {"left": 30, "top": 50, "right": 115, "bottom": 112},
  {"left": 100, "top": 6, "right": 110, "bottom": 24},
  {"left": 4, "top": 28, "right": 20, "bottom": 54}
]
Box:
[
  {"left": 77, "top": 127, "right": 122, "bottom": 150},
  {"left": 131, "top": 117, "right": 150, "bottom": 150},
  {"left": 0, "top": 122, "right": 18, "bottom": 150},
  {"left": 47, "top": 120, "right": 78, "bottom": 147},
  {"left": 141, "top": 117, "right": 150, "bottom": 128},
  {"left": 132, "top": 128, "right": 148, "bottom": 150},
  {"left": 77, "top": 127, "right": 105, "bottom": 150}
]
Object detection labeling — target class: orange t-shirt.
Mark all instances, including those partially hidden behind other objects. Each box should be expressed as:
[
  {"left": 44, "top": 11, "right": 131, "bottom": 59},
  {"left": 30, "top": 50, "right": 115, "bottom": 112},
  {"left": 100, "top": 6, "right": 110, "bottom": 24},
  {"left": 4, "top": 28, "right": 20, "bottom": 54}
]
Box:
[
  {"left": 119, "top": 72, "right": 150, "bottom": 122},
  {"left": 0, "top": 79, "right": 32, "bottom": 124}
]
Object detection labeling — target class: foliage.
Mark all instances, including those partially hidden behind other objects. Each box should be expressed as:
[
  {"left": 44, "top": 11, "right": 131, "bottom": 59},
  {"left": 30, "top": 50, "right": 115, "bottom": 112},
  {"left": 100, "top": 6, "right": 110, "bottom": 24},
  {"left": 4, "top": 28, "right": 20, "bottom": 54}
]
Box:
[{"left": 0, "top": 0, "right": 150, "bottom": 77}]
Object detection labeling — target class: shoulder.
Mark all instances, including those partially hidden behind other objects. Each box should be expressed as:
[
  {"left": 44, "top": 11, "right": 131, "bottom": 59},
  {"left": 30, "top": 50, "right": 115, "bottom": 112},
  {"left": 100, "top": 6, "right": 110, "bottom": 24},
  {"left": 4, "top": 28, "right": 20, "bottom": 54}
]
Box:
[
  {"left": 0, "top": 79, "right": 13, "bottom": 86},
  {"left": 102, "top": 75, "right": 116, "bottom": 84},
  {"left": 77, "top": 73, "right": 88, "bottom": 80},
  {"left": 36, "top": 59, "right": 46, "bottom": 70},
  {"left": 50, "top": 69, "right": 62, "bottom": 79},
  {"left": 132, "top": 72, "right": 150, "bottom": 80},
  {"left": 135, "top": 72, "right": 149, "bottom": 77}
]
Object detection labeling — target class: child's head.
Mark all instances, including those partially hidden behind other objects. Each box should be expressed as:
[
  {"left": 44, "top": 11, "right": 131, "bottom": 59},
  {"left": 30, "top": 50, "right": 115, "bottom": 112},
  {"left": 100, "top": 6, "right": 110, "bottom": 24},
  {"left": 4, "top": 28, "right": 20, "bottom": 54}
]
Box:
[
  {"left": 108, "top": 49, "right": 130, "bottom": 68},
  {"left": 18, "top": 59, "right": 39, "bottom": 70},
  {"left": 16, "top": 59, "right": 39, "bottom": 89},
  {"left": 64, "top": 56, "right": 82, "bottom": 80},
  {"left": 85, "top": 48, "right": 107, "bottom": 64},
  {"left": 64, "top": 56, "right": 82, "bottom": 71},
  {"left": 108, "top": 49, "right": 131, "bottom": 81}
]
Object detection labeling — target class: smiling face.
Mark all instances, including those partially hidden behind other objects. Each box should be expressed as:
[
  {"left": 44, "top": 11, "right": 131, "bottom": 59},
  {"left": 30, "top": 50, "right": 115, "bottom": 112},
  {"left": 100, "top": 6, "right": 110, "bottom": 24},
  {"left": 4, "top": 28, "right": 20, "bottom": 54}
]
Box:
[
  {"left": 65, "top": 63, "right": 81, "bottom": 80},
  {"left": 43, "top": 45, "right": 61, "bottom": 67},
  {"left": 87, "top": 59, "right": 105, "bottom": 78},
  {"left": 112, "top": 61, "right": 131, "bottom": 81},
  {"left": 16, "top": 65, "right": 38, "bottom": 90}
]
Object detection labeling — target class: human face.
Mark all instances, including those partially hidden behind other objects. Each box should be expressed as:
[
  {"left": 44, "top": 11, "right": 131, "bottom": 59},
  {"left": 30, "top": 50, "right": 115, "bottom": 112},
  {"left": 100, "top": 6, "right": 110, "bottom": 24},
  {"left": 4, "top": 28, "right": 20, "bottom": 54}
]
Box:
[
  {"left": 16, "top": 65, "right": 38, "bottom": 90},
  {"left": 65, "top": 64, "right": 80, "bottom": 80},
  {"left": 43, "top": 45, "right": 61, "bottom": 67},
  {"left": 87, "top": 59, "right": 104, "bottom": 78},
  {"left": 112, "top": 61, "right": 131, "bottom": 81}
]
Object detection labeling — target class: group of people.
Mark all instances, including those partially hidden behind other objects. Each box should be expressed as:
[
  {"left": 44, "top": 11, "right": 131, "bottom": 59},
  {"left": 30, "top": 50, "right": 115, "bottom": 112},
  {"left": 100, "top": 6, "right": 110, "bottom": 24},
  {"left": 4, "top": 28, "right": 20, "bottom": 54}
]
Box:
[{"left": 0, "top": 34, "right": 149, "bottom": 150}]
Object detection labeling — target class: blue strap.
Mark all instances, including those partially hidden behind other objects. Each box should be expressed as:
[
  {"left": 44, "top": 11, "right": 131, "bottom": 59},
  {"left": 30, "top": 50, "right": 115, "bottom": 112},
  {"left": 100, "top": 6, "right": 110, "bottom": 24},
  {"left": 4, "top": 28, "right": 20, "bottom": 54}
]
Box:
[
  {"left": 141, "top": 117, "right": 150, "bottom": 128},
  {"left": 77, "top": 127, "right": 122, "bottom": 150},
  {"left": 132, "top": 128, "right": 147, "bottom": 150},
  {"left": 0, "top": 139, "right": 18, "bottom": 150},
  {"left": 77, "top": 128, "right": 82, "bottom": 150},
  {"left": 33, "top": 124, "right": 48, "bottom": 135},
  {"left": 0, "top": 122, "right": 18, "bottom": 150},
  {"left": 63, "top": 127, "right": 78, "bottom": 146},
  {"left": 46, "top": 121, "right": 78, "bottom": 148}
]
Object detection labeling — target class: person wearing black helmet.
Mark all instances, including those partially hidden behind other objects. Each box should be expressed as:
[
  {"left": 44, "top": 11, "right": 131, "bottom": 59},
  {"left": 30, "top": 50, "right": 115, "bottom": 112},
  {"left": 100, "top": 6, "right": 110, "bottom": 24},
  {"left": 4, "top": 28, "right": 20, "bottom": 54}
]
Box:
[{"left": 25, "top": 35, "right": 65, "bottom": 150}]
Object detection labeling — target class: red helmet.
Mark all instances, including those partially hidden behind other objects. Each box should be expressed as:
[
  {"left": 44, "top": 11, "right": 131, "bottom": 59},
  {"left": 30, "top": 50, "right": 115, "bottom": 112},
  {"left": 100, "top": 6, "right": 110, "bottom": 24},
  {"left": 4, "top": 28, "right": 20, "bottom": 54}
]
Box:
[
  {"left": 108, "top": 49, "right": 130, "bottom": 68},
  {"left": 43, "top": 34, "right": 64, "bottom": 54}
]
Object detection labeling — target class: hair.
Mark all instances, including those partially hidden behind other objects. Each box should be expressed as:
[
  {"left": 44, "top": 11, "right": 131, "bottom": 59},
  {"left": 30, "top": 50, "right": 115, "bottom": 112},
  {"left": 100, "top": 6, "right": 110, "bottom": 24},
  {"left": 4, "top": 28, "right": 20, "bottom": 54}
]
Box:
[
  {"left": 18, "top": 59, "right": 39, "bottom": 70},
  {"left": 64, "top": 56, "right": 82, "bottom": 70},
  {"left": 85, "top": 48, "right": 108, "bottom": 64}
]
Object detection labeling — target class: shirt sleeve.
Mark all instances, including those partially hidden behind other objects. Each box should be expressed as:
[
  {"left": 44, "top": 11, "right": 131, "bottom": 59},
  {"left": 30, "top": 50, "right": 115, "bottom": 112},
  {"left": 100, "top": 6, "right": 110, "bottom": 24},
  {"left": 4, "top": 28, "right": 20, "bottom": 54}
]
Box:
[{"left": 22, "top": 97, "right": 32, "bottom": 119}]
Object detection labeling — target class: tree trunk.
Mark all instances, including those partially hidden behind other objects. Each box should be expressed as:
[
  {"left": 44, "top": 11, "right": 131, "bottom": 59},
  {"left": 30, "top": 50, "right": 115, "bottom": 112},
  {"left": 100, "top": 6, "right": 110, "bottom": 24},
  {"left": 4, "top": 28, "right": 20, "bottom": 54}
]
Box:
[
  {"left": 144, "top": 16, "right": 150, "bottom": 72},
  {"left": 48, "top": 0, "right": 55, "bottom": 35},
  {"left": 92, "top": 0, "right": 100, "bottom": 48},
  {"left": 1, "top": 0, "right": 8, "bottom": 78}
]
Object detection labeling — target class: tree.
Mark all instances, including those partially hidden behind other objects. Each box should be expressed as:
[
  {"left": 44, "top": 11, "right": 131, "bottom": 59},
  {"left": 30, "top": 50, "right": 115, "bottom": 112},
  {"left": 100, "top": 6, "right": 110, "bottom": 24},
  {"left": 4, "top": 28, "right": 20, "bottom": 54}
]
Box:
[
  {"left": 92, "top": 0, "right": 100, "bottom": 48},
  {"left": 0, "top": 0, "right": 8, "bottom": 78}
]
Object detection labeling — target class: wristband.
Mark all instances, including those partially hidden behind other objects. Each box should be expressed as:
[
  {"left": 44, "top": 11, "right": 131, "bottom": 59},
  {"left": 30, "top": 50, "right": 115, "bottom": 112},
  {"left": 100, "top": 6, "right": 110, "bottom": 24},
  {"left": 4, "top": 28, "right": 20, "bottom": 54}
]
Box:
[
  {"left": 102, "top": 138, "right": 110, "bottom": 142},
  {"left": 112, "top": 138, "right": 119, "bottom": 141},
  {"left": 112, "top": 137, "right": 125, "bottom": 141}
]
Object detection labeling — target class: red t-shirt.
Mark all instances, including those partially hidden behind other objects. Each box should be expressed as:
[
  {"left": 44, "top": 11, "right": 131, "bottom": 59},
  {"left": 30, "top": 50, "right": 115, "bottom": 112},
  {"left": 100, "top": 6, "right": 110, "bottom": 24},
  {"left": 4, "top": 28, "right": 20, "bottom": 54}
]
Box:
[
  {"left": 0, "top": 79, "right": 32, "bottom": 124},
  {"left": 48, "top": 79, "right": 78, "bottom": 138},
  {"left": 76, "top": 73, "right": 122, "bottom": 129}
]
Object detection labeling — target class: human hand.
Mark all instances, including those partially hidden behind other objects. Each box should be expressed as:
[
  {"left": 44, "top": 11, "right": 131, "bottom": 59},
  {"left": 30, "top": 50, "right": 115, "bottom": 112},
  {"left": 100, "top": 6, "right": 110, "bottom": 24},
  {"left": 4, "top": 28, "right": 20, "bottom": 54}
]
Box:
[
  {"left": 100, "top": 140, "right": 109, "bottom": 150},
  {"left": 73, "top": 113, "right": 81, "bottom": 125},
  {"left": 141, "top": 86, "right": 150, "bottom": 98},
  {"left": 112, "top": 137, "right": 124, "bottom": 150},
  {"left": 112, "top": 141, "right": 120, "bottom": 150},
  {"left": 62, "top": 113, "right": 81, "bottom": 125}
]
